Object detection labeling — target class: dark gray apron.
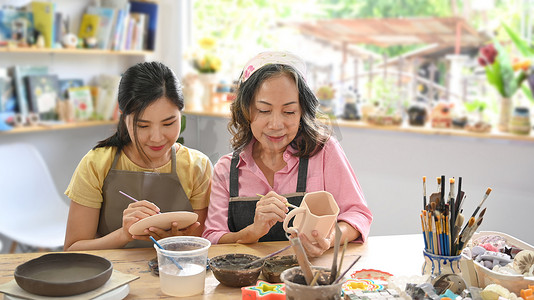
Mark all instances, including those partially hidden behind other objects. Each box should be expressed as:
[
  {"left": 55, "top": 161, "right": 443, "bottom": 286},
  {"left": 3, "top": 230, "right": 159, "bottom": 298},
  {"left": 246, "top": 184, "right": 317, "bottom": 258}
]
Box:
[
  {"left": 99, "top": 145, "right": 193, "bottom": 248},
  {"left": 227, "top": 151, "right": 308, "bottom": 242}
]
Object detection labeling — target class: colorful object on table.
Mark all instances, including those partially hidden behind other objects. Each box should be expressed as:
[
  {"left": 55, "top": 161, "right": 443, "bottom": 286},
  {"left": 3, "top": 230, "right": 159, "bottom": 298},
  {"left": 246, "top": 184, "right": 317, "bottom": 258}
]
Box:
[
  {"left": 241, "top": 280, "right": 285, "bottom": 300},
  {"left": 343, "top": 279, "right": 384, "bottom": 292},
  {"left": 520, "top": 286, "right": 534, "bottom": 300},
  {"left": 350, "top": 269, "right": 393, "bottom": 282}
]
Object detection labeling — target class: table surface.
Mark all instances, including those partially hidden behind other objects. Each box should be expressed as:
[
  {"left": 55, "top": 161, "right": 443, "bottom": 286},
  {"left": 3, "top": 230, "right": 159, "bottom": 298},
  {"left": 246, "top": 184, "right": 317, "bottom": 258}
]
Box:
[{"left": 0, "top": 234, "right": 424, "bottom": 299}]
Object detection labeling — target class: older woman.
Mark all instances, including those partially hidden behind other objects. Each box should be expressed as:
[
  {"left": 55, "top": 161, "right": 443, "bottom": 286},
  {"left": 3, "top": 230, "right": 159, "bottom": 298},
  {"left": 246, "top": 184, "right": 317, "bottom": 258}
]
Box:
[{"left": 203, "top": 51, "right": 372, "bottom": 257}]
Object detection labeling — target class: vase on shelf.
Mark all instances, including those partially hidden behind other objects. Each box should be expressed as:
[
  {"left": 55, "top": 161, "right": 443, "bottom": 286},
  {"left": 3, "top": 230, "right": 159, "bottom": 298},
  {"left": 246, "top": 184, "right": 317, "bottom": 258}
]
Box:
[
  {"left": 197, "top": 73, "right": 218, "bottom": 111},
  {"left": 497, "top": 97, "right": 512, "bottom": 132}
]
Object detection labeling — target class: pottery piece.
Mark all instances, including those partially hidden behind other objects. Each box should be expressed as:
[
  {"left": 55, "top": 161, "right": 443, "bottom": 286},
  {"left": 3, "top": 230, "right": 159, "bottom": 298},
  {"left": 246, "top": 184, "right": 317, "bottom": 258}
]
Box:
[
  {"left": 14, "top": 253, "right": 113, "bottom": 297},
  {"left": 283, "top": 191, "right": 339, "bottom": 240},
  {"left": 280, "top": 266, "right": 344, "bottom": 300},
  {"left": 154, "top": 236, "right": 211, "bottom": 297},
  {"left": 129, "top": 211, "right": 198, "bottom": 236},
  {"left": 209, "top": 254, "right": 263, "bottom": 287},
  {"left": 262, "top": 255, "right": 299, "bottom": 283}
]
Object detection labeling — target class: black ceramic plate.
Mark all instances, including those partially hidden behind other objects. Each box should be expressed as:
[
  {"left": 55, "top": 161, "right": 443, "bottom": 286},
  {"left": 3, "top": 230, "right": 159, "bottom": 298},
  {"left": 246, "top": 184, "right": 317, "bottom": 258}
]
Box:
[{"left": 14, "top": 253, "right": 113, "bottom": 297}]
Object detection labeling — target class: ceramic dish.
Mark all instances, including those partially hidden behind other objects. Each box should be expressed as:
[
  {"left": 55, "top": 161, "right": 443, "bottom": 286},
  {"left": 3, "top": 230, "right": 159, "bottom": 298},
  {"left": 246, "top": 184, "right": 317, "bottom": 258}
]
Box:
[
  {"left": 14, "top": 253, "right": 113, "bottom": 297},
  {"left": 209, "top": 254, "right": 263, "bottom": 287},
  {"left": 262, "top": 255, "right": 299, "bottom": 283},
  {"left": 128, "top": 211, "right": 198, "bottom": 236}
]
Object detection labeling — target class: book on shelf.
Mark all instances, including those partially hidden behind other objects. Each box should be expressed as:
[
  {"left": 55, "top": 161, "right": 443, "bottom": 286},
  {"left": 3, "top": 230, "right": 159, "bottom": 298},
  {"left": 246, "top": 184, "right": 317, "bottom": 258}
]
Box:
[
  {"left": 86, "top": 6, "right": 116, "bottom": 50},
  {"left": 9, "top": 65, "right": 49, "bottom": 123},
  {"left": 130, "top": 1, "right": 158, "bottom": 50},
  {"left": 0, "top": 69, "right": 16, "bottom": 113},
  {"left": 95, "top": 74, "right": 120, "bottom": 120},
  {"left": 129, "top": 13, "right": 147, "bottom": 51},
  {"left": 68, "top": 86, "right": 94, "bottom": 121},
  {"left": 0, "top": 9, "right": 34, "bottom": 45},
  {"left": 78, "top": 13, "right": 100, "bottom": 40},
  {"left": 58, "top": 79, "right": 84, "bottom": 101},
  {"left": 25, "top": 74, "right": 60, "bottom": 121},
  {"left": 31, "top": 1, "right": 56, "bottom": 48}
]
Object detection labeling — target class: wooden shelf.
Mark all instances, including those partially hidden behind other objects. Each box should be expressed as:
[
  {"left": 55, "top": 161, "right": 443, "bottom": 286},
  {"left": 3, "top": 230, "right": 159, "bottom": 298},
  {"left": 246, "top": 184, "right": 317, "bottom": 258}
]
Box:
[
  {"left": 183, "top": 102, "right": 534, "bottom": 143},
  {"left": 0, "top": 120, "right": 117, "bottom": 135},
  {"left": 0, "top": 47, "right": 153, "bottom": 56}
]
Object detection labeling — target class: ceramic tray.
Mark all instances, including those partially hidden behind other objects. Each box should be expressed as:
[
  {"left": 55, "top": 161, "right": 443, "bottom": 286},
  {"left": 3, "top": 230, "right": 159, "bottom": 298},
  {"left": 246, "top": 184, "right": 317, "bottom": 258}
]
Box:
[
  {"left": 128, "top": 211, "right": 198, "bottom": 235},
  {"left": 14, "top": 253, "right": 113, "bottom": 297}
]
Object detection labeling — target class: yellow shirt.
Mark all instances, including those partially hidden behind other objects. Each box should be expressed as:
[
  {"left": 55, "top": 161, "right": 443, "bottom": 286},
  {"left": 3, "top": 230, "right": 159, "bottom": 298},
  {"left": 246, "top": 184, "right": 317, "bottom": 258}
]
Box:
[{"left": 65, "top": 144, "right": 212, "bottom": 210}]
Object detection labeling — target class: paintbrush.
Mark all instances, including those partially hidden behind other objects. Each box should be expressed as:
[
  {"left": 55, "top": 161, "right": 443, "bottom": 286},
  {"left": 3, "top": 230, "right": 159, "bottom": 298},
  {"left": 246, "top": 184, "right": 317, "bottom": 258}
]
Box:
[
  {"left": 423, "top": 176, "right": 427, "bottom": 210},
  {"left": 334, "top": 255, "right": 361, "bottom": 284},
  {"left": 256, "top": 194, "right": 298, "bottom": 209},
  {"left": 460, "top": 188, "right": 491, "bottom": 235},
  {"left": 440, "top": 175, "right": 445, "bottom": 211},
  {"left": 449, "top": 178, "right": 456, "bottom": 255},
  {"left": 289, "top": 234, "right": 314, "bottom": 285},
  {"left": 243, "top": 244, "right": 292, "bottom": 268}
]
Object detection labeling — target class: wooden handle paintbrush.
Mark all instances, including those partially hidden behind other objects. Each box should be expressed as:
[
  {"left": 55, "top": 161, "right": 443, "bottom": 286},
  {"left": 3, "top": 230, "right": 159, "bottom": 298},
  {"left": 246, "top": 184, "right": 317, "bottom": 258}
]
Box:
[
  {"left": 460, "top": 188, "right": 491, "bottom": 235},
  {"left": 423, "top": 176, "right": 427, "bottom": 210}
]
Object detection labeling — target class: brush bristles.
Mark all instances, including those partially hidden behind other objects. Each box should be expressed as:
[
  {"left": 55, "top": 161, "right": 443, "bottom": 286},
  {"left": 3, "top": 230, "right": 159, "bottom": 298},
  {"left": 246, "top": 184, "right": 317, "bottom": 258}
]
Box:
[{"left": 486, "top": 188, "right": 492, "bottom": 195}]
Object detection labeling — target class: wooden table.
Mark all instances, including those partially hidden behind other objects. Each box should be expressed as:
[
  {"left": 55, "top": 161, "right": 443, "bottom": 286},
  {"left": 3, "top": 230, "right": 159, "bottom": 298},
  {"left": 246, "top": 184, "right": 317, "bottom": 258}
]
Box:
[{"left": 0, "top": 234, "right": 424, "bottom": 299}]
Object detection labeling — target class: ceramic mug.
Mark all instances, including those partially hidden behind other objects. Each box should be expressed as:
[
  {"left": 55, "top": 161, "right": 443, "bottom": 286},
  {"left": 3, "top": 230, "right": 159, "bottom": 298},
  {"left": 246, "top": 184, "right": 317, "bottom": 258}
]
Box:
[{"left": 283, "top": 191, "right": 339, "bottom": 240}]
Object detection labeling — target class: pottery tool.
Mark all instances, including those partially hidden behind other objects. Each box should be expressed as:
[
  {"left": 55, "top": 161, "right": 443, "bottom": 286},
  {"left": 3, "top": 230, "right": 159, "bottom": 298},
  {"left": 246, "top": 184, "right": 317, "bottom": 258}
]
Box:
[
  {"left": 337, "top": 238, "right": 348, "bottom": 276},
  {"left": 423, "top": 176, "right": 427, "bottom": 210},
  {"left": 333, "top": 255, "right": 361, "bottom": 284},
  {"left": 119, "top": 190, "right": 139, "bottom": 202},
  {"left": 243, "top": 244, "right": 292, "bottom": 268},
  {"left": 150, "top": 236, "right": 183, "bottom": 270},
  {"left": 288, "top": 229, "right": 314, "bottom": 285},
  {"left": 329, "top": 223, "right": 341, "bottom": 284},
  {"left": 310, "top": 270, "right": 322, "bottom": 286},
  {"left": 256, "top": 194, "right": 297, "bottom": 209},
  {"left": 119, "top": 190, "right": 161, "bottom": 214}
]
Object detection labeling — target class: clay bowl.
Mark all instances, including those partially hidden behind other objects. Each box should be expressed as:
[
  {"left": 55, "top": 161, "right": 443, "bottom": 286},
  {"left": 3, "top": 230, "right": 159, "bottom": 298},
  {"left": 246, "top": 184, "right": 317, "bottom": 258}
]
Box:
[
  {"left": 262, "top": 255, "right": 299, "bottom": 283},
  {"left": 209, "top": 253, "right": 263, "bottom": 287},
  {"left": 14, "top": 253, "right": 113, "bottom": 297}
]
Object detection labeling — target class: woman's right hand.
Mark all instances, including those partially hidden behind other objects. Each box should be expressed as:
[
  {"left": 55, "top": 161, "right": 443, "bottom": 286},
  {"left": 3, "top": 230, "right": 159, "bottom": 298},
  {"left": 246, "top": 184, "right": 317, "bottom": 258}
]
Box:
[
  {"left": 122, "top": 200, "right": 161, "bottom": 241},
  {"left": 237, "top": 191, "right": 289, "bottom": 243}
]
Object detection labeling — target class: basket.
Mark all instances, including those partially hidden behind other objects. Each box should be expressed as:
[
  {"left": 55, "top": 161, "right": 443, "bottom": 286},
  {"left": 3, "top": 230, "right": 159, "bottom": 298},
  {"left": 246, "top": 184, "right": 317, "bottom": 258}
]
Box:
[{"left": 460, "top": 231, "right": 534, "bottom": 295}]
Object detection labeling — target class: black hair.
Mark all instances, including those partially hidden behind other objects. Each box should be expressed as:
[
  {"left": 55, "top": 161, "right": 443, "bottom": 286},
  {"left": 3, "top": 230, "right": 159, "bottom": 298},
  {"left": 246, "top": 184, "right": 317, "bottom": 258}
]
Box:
[
  {"left": 94, "top": 61, "right": 184, "bottom": 161},
  {"left": 229, "top": 64, "right": 331, "bottom": 157}
]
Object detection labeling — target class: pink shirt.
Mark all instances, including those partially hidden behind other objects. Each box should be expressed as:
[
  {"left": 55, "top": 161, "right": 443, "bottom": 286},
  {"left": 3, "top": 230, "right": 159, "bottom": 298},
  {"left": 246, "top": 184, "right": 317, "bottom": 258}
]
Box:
[{"left": 202, "top": 137, "right": 373, "bottom": 244}]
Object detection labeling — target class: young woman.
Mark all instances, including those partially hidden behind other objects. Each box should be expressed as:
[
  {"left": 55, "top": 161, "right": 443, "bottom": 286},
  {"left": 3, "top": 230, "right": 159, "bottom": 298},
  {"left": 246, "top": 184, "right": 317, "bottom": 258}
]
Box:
[
  {"left": 203, "top": 51, "right": 372, "bottom": 257},
  {"left": 64, "top": 62, "right": 212, "bottom": 250}
]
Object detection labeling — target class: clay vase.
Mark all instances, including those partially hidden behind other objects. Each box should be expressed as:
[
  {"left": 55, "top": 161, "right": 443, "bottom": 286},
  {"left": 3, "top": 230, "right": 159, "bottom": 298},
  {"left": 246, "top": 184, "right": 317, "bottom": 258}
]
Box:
[
  {"left": 197, "top": 73, "right": 218, "bottom": 110},
  {"left": 498, "top": 97, "right": 512, "bottom": 132}
]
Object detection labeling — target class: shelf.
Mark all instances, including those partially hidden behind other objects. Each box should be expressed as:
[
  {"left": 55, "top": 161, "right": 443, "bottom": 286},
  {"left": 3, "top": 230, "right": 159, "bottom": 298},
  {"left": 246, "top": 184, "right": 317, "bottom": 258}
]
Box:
[
  {"left": 0, "top": 47, "right": 153, "bottom": 56},
  {"left": 183, "top": 102, "right": 534, "bottom": 143},
  {"left": 0, "top": 120, "right": 117, "bottom": 135}
]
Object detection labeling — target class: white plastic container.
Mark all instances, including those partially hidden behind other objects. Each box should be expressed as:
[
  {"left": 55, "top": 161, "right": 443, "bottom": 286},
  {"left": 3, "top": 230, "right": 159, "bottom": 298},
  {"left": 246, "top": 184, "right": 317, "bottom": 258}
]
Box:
[
  {"left": 154, "top": 236, "right": 211, "bottom": 297},
  {"left": 460, "top": 231, "right": 534, "bottom": 294}
]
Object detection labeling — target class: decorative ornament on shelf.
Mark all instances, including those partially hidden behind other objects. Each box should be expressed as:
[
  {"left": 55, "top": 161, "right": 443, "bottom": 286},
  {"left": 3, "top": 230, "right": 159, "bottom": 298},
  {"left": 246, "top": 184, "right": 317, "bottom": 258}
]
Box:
[
  {"left": 478, "top": 23, "right": 534, "bottom": 132},
  {"left": 187, "top": 37, "right": 222, "bottom": 110},
  {"left": 315, "top": 84, "right": 336, "bottom": 117}
]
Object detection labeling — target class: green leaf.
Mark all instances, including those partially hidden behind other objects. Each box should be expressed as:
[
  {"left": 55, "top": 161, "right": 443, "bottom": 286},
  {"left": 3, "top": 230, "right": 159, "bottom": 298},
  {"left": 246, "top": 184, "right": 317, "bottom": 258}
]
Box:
[{"left": 502, "top": 22, "right": 534, "bottom": 57}]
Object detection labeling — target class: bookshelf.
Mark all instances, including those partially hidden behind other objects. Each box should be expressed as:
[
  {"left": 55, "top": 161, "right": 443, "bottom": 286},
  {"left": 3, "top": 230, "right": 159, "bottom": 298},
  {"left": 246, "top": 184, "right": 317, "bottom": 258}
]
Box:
[
  {"left": 0, "top": 47, "right": 152, "bottom": 56},
  {"left": 1, "top": 0, "right": 162, "bottom": 133}
]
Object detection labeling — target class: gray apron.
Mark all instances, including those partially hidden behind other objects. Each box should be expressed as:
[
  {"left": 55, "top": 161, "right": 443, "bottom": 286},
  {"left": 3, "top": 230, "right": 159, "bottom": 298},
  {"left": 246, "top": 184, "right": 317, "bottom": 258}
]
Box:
[
  {"left": 99, "top": 145, "right": 193, "bottom": 248},
  {"left": 227, "top": 151, "right": 309, "bottom": 242}
]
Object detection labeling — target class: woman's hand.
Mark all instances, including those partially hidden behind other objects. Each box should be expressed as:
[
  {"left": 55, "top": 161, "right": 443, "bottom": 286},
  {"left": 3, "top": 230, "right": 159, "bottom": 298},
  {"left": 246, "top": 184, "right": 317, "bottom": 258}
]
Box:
[
  {"left": 296, "top": 228, "right": 335, "bottom": 258},
  {"left": 237, "top": 191, "right": 289, "bottom": 243},
  {"left": 122, "top": 200, "right": 160, "bottom": 241},
  {"left": 134, "top": 221, "right": 201, "bottom": 241}
]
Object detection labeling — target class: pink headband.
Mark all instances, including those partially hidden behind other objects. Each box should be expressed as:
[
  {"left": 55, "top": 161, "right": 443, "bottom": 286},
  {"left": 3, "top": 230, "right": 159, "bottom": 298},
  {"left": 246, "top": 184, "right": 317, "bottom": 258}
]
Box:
[{"left": 240, "top": 51, "right": 307, "bottom": 83}]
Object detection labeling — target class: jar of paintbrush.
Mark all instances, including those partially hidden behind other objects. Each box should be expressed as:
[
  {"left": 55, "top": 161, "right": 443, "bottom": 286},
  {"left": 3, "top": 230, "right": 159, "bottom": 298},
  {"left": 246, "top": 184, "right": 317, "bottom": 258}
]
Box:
[{"left": 419, "top": 176, "right": 491, "bottom": 278}]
